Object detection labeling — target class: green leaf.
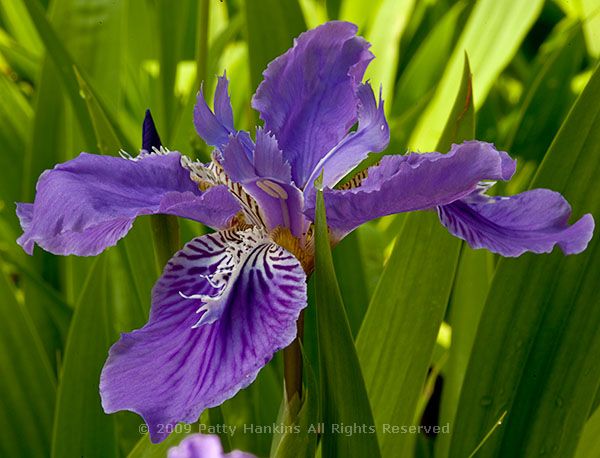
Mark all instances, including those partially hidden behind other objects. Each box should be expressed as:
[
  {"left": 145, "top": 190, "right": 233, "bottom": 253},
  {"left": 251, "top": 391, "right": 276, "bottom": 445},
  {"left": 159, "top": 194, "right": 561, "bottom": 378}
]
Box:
[
  {"left": 448, "top": 63, "right": 600, "bottom": 458},
  {"left": 356, "top": 212, "right": 461, "bottom": 458},
  {"left": 0, "top": 72, "right": 31, "bottom": 215},
  {"left": 74, "top": 67, "right": 134, "bottom": 153},
  {"left": 575, "top": 406, "right": 600, "bottom": 458},
  {"left": 222, "top": 359, "right": 284, "bottom": 455},
  {"left": 391, "top": 0, "right": 466, "bottom": 117},
  {"left": 271, "top": 346, "right": 319, "bottom": 458},
  {"left": 51, "top": 255, "right": 119, "bottom": 458},
  {"left": 332, "top": 231, "right": 371, "bottom": 337},
  {"left": 579, "top": 0, "right": 600, "bottom": 57},
  {"left": 244, "top": 0, "right": 306, "bottom": 92},
  {"left": 409, "top": 0, "right": 544, "bottom": 150},
  {"left": 151, "top": 214, "right": 181, "bottom": 270},
  {"left": 127, "top": 431, "right": 189, "bottom": 458},
  {"left": 1, "top": 252, "right": 72, "bottom": 341},
  {"left": 0, "top": 0, "right": 42, "bottom": 55},
  {"left": 153, "top": 0, "right": 198, "bottom": 141},
  {"left": 0, "top": 29, "right": 40, "bottom": 81},
  {"left": 339, "top": 0, "right": 382, "bottom": 30},
  {"left": 314, "top": 190, "right": 380, "bottom": 458},
  {"left": 0, "top": 265, "right": 56, "bottom": 457},
  {"left": 435, "top": 247, "right": 494, "bottom": 458},
  {"left": 21, "top": 0, "right": 97, "bottom": 148},
  {"left": 364, "top": 0, "right": 415, "bottom": 108},
  {"left": 355, "top": 54, "right": 473, "bottom": 457},
  {"left": 437, "top": 53, "right": 475, "bottom": 151},
  {"left": 505, "top": 21, "right": 585, "bottom": 162}
]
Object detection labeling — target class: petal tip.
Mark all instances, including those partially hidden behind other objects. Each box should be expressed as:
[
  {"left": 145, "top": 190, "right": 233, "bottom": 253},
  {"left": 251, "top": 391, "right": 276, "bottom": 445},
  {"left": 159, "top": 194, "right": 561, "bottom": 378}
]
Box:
[{"left": 560, "top": 213, "right": 595, "bottom": 255}]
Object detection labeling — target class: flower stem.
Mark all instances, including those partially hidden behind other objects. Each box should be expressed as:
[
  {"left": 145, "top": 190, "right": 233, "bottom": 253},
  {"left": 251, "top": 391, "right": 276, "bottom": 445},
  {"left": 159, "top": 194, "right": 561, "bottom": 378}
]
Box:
[
  {"left": 151, "top": 215, "right": 180, "bottom": 270},
  {"left": 283, "top": 310, "right": 305, "bottom": 401}
]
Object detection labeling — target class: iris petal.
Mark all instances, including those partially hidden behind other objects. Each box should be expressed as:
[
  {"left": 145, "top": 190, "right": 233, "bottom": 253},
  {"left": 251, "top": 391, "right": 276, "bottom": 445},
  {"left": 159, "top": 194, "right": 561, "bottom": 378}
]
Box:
[
  {"left": 100, "top": 229, "right": 307, "bottom": 443},
  {"left": 304, "top": 83, "right": 389, "bottom": 202},
  {"left": 168, "top": 434, "right": 256, "bottom": 458},
  {"left": 194, "top": 74, "right": 254, "bottom": 155},
  {"left": 438, "top": 189, "right": 594, "bottom": 256},
  {"left": 16, "top": 152, "right": 239, "bottom": 256},
  {"left": 221, "top": 129, "right": 307, "bottom": 237},
  {"left": 252, "top": 21, "right": 374, "bottom": 187},
  {"left": 305, "top": 141, "right": 515, "bottom": 234}
]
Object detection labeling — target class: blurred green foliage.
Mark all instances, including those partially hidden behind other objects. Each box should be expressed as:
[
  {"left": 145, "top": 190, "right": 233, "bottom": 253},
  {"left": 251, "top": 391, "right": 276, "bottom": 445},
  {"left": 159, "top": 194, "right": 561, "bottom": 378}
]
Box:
[{"left": 0, "top": 0, "right": 599, "bottom": 457}]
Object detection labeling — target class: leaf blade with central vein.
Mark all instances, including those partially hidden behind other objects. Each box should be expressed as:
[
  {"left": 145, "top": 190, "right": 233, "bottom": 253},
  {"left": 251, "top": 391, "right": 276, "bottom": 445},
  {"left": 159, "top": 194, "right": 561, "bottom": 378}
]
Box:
[{"left": 315, "top": 189, "right": 381, "bottom": 458}]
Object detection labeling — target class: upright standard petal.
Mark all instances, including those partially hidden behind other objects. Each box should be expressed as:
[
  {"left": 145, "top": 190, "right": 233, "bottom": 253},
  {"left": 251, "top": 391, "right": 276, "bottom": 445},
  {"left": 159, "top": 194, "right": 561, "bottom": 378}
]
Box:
[
  {"left": 17, "top": 152, "right": 240, "bottom": 256},
  {"left": 194, "top": 73, "right": 254, "bottom": 156},
  {"left": 168, "top": 434, "right": 256, "bottom": 458},
  {"left": 304, "top": 141, "right": 515, "bottom": 234},
  {"left": 304, "top": 83, "right": 389, "bottom": 201},
  {"left": 438, "top": 188, "right": 595, "bottom": 256},
  {"left": 221, "top": 129, "right": 307, "bottom": 237},
  {"left": 252, "top": 21, "right": 374, "bottom": 187},
  {"left": 100, "top": 228, "right": 307, "bottom": 443},
  {"left": 194, "top": 74, "right": 238, "bottom": 150}
]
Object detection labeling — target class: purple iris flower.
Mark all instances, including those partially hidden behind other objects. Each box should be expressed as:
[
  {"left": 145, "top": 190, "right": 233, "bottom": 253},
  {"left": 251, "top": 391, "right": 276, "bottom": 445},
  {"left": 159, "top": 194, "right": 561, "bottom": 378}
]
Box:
[
  {"left": 168, "top": 434, "right": 254, "bottom": 458},
  {"left": 15, "top": 21, "right": 593, "bottom": 443}
]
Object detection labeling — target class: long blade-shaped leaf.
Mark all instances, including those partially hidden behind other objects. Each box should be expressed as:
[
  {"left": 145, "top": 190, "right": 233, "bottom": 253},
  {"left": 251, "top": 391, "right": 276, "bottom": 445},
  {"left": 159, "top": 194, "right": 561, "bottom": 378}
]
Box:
[
  {"left": 21, "top": 0, "right": 96, "bottom": 147},
  {"left": 244, "top": 0, "right": 306, "bottom": 92},
  {"left": 356, "top": 55, "right": 473, "bottom": 458},
  {"left": 449, "top": 64, "right": 600, "bottom": 458},
  {"left": 315, "top": 190, "right": 380, "bottom": 458},
  {"left": 356, "top": 213, "right": 461, "bottom": 458},
  {"left": 0, "top": 266, "right": 56, "bottom": 457},
  {"left": 51, "top": 255, "right": 118, "bottom": 458},
  {"left": 409, "top": 0, "right": 544, "bottom": 150}
]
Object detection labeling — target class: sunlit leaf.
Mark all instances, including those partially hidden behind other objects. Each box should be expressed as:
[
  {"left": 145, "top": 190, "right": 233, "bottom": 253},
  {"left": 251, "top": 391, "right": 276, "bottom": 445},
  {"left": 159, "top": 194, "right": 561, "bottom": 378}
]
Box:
[{"left": 409, "top": 0, "right": 544, "bottom": 150}]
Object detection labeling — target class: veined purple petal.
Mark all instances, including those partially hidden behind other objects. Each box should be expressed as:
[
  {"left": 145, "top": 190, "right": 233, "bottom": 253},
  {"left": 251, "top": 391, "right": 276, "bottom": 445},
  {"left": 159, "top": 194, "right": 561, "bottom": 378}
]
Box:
[
  {"left": 304, "top": 83, "right": 389, "bottom": 202},
  {"left": 438, "top": 188, "right": 595, "bottom": 256},
  {"left": 194, "top": 82, "right": 231, "bottom": 150},
  {"left": 221, "top": 130, "right": 307, "bottom": 237},
  {"left": 194, "top": 74, "right": 253, "bottom": 153},
  {"left": 214, "top": 73, "right": 235, "bottom": 132},
  {"left": 252, "top": 21, "right": 374, "bottom": 187},
  {"left": 304, "top": 141, "right": 515, "bottom": 234},
  {"left": 168, "top": 434, "right": 256, "bottom": 458},
  {"left": 100, "top": 229, "right": 307, "bottom": 443},
  {"left": 16, "top": 152, "right": 240, "bottom": 256}
]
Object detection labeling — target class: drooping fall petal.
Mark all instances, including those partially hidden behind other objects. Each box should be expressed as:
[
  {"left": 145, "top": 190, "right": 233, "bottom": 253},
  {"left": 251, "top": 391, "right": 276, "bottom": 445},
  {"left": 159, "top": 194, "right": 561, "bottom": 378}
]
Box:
[
  {"left": 100, "top": 228, "right": 307, "bottom": 442},
  {"left": 17, "top": 152, "right": 239, "bottom": 256}
]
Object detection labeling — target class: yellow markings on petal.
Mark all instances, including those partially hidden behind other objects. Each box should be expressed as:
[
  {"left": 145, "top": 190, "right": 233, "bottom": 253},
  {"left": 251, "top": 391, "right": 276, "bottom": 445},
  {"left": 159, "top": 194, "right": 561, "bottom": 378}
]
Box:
[
  {"left": 337, "top": 167, "right": 371, "bottom": 190},
  {"left": 271, "top": 227, "right": 314, "bottom": 274}
]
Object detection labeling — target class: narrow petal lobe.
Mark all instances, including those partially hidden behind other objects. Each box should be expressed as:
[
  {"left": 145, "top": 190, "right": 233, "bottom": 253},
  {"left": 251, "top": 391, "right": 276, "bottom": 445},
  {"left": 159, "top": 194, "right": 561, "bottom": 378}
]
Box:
[
  {"left": 142, "top": 110, "right": 162, "bottom": 152},
  {"left": 194, "top": 74, "right": 244, "bottom": 150}
]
